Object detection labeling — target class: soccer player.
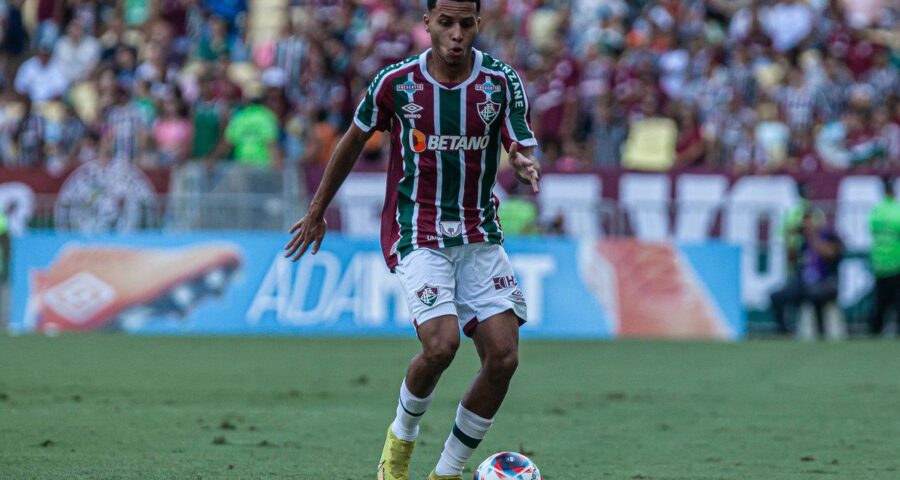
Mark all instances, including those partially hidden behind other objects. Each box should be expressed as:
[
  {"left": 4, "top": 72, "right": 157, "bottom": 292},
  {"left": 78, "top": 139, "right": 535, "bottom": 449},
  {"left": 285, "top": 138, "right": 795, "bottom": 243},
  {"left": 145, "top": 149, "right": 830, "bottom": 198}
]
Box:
[{"left": 283, "top": 1, "right": 540, "bottom": 478}]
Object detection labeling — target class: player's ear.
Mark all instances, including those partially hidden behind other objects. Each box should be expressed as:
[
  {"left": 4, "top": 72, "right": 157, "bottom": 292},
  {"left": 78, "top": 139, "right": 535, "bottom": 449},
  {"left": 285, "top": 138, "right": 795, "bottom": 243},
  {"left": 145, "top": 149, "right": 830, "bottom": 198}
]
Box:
[{"left": 424, "top": 14, "right": 430, "bottom": 32}]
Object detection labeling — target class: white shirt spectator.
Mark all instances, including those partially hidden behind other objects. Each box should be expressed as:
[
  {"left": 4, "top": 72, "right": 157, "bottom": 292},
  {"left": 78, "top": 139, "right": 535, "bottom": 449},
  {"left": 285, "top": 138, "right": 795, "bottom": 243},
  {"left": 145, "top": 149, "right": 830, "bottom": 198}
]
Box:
[
  {"left": 14, "top": 57, "right": 70, "bottom": 102},
  {"left": 52, "top": 34, "right": 101, "bottom": 83},
  {"left": 658, "top": 48, "right": 690, "bottom": 100},
  {"left": 763, "top": 1, "right": 814, "bottom": 52}
]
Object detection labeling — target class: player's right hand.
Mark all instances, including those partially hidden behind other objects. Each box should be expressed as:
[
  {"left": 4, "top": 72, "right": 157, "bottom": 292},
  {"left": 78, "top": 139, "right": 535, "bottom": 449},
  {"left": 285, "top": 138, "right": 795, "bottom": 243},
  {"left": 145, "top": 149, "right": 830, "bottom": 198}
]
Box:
[{"left": 284, "top": 214, "right": 328, "bottom": 262}]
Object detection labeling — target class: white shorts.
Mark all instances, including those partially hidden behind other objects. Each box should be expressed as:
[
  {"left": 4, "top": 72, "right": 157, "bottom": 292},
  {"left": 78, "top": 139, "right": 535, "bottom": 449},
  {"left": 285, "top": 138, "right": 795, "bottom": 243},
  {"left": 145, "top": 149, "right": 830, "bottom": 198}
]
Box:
[{"left": 395, "top": 243, "right": 527, "bottom": 337}]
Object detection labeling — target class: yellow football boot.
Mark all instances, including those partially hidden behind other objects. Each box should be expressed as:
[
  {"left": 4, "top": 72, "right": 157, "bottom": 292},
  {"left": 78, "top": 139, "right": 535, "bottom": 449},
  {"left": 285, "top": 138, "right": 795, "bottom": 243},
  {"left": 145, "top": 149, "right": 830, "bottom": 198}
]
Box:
[
  {"left": 425, "top": 471, "right": 462, "bottom": 480},
  {"left": 376, "top": 426, "right": 415, "bottom": 480}
]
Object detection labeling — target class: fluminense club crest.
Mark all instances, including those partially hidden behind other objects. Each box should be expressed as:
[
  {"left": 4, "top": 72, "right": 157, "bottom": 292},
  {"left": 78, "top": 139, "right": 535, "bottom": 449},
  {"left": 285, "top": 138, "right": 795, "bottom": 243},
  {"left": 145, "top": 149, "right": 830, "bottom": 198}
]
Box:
[
  {"left": 416, "top": 284, "right": 439, "bottom": 306},
  {"left": 477, "top": 100, "right": 500, "bottom": 126}
]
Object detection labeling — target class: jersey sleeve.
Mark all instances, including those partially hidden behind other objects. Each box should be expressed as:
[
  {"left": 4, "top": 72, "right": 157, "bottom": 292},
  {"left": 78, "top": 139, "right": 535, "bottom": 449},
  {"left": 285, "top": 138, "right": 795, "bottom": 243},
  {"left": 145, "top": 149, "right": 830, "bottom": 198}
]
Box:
[
  {"left": 354, "top": 71, "right": 394, "bottom": 133},
  {"left": 500, "top": 65, "right": 538, "bottom": 151}
]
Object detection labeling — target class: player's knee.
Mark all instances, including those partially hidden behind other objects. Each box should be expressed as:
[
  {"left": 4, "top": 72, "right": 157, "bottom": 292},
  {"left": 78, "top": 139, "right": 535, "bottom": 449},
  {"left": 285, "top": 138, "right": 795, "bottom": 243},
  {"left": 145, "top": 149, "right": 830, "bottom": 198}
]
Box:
[
  {"left": 422, "top": 337, "right": 459, "bottom": 371},
  {"left": 485, "top": 348, "right": 518, "bottom": 380}
]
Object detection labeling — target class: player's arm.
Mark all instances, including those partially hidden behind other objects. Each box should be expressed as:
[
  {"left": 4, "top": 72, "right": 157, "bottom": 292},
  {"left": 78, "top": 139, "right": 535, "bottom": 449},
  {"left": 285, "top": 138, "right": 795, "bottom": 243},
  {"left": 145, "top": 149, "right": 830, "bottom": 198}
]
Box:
[
  {"left": 284, "top": 123, "right": 374, "bottom": 261},
  {"left": 500, "top": 63, "right": 541, "bottom": 193}
]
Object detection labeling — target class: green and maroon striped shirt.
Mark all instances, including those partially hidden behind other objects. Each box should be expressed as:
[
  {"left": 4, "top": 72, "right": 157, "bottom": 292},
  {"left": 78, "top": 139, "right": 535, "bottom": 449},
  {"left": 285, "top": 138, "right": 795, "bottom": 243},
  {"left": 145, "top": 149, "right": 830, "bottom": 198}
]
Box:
[{"left": 354, "top": 48, "right": 537, "bottom": 270}]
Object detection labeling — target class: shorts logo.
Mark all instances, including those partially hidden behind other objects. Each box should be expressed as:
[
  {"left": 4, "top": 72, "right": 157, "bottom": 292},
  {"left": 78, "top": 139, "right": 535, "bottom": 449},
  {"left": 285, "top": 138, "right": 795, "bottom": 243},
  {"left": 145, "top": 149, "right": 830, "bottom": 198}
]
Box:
[
  {"left": 416, "top": 284, "right": 439, "bottom": 306},
  {"left": 477, "top": 100, "right": 500, "bottom": 126},
  {"left": 396, "top": 80, "right": 424, "bottom": 93},
  {"left": 475, "top": 79, "right": 502, "bottom": 95},
  {"left": 402, "top": 103, "right": 423, "bottom": 119},
  {"left": 511, "top": 288, "right": 525, "bottom": 300},
  {"left": 492, "top": 275, "right": 518, "bottom": 290},
  {"left": 439, "top": 221, "right": 462, "bottom": 237},
  {"left": 410, "top": 129, "right": 427, "bottom": 153}
]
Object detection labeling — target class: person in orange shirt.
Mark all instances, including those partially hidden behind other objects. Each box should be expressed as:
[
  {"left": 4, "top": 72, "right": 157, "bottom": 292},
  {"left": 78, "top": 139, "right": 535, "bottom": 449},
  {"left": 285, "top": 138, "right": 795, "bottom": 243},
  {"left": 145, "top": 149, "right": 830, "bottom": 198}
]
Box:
[{"left": 303, "top": 109, "right": 338, "bottom": 167}]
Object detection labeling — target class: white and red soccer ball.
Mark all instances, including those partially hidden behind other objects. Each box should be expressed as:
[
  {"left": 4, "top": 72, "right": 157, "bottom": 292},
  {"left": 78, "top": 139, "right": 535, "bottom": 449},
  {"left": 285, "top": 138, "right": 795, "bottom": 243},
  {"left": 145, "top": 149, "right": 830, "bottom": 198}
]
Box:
[{"left": 474, "top": 452, "right": 542, "bottom": 480}]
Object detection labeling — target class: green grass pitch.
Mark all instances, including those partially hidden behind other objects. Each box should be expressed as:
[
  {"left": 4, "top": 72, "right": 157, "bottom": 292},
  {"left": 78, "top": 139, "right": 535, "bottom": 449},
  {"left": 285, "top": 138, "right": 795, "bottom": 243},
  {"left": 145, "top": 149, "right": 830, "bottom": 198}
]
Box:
[{"left": 1, "top": 334, "right": 899, "bottom": 479}]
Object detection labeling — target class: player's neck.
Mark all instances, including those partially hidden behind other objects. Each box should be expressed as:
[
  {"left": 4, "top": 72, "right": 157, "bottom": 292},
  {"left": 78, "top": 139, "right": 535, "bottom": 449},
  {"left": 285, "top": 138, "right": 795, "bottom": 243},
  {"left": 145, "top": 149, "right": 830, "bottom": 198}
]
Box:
[{"left": 426, "top": 49, "right": 474, "bottom": 83}]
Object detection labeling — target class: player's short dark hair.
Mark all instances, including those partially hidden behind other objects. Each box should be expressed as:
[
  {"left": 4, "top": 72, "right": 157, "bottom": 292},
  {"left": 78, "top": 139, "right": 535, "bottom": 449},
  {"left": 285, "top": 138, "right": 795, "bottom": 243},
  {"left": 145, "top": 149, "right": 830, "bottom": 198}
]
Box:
[{"left": 427, "top": 0, "right": 480, "bottom": 14}]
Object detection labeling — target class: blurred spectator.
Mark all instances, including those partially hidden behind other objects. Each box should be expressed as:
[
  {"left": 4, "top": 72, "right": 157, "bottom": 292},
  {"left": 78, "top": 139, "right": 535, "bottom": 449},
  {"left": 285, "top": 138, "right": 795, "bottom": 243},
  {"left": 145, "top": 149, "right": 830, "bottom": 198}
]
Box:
[
  {"left": 14, "top": 38, "right": 68, "bottom": 102},
  {"left": 746, "top": 102, "right": 790, "bottom": 172},
  {"left": 202, "top": 0, "right": 247, "bottom": 32},
  {"left": 104, "top": 86, "right": 147, "bottom": 162},
  {"left": 674, "top": 103, "right": 706, "bottom": 168},
  {"left": 770, "top": 209, "right": 844, "bottom": 335},
  {"left": 498, "top": 197, "right": 539, "bottom": 236},
  {"left": 52, "top": 17, "right": 100, "bottom": 83},
  {"left": 303, "top": 109, "right": 339, "bottom": 167},
  {"left": 35, "top": 0, "right": 64, "bottom": 47},
  {"left": 868, "top": 176, "right": 900, "bottom": 335},
  {"left": 275, "top": 21, "right": 308, "bottom": 104},
  {"left": 589, "top": 98, "right": 627, "bottom": 168},
  {"left": 621, "top": 97, "right": 677, "bottom": 171},
  {"left": 13, "top": 97, "right": 45, "bottom": 167},
  {"left": 45, "top": 101, "right": 87, "bottom": 174},
  {"left": 209, "top": 54, "right": 242, "bottom": 102},
  {"left": 194, "top": 15, "right": 232, "bottom": 62},
  {"left": 191, "top": 74, "right": 228, "bottom": 161},
  {"left": 762, "top": 0, "right": 814, "bottom": 52},
  {"left": 0, "top": 0, "right": 29, "bottom": 88},
  {"left": 222, "top": 95, "right": 281, "bottom": 170},
  {"left": 152, "top": 95, "right": 193, "bottom": 167}
]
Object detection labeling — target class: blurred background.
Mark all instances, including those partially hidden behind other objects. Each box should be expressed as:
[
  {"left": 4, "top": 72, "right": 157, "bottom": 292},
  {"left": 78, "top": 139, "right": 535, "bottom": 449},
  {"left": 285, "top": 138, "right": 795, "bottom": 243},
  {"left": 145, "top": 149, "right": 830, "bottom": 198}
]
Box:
[{"left": 0, "top": 0, "right": 898, "bottom": 339}]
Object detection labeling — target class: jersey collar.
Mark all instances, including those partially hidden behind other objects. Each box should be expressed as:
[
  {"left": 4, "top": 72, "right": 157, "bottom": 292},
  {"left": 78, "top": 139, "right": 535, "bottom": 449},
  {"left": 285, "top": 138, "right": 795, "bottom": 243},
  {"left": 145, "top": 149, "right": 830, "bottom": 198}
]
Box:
[{"left": 418, "top": 48, "right": 483, "bottom": 91}]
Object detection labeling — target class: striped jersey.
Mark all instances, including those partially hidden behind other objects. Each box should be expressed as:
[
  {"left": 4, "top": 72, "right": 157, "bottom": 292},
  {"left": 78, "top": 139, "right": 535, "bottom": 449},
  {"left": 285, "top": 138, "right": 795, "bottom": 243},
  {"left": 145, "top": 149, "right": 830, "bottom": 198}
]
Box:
[{"left": 354, "top": 48, "right": 537, "bottom": 270}]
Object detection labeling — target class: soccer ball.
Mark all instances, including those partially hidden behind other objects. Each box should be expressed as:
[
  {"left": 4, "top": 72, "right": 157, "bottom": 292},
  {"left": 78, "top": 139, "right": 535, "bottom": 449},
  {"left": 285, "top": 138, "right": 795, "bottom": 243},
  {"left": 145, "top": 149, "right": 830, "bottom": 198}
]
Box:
[{"left": 473, "top": 452, "right": 542, "bottom": 480}]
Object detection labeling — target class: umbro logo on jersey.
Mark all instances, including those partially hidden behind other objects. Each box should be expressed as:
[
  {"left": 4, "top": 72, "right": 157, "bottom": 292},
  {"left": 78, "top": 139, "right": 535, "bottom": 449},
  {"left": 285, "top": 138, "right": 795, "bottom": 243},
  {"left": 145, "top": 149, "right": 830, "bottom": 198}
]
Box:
[
  {"left": 402, "top": 103, "right": 423, "bottom": 119},
  {"left": 402, "top": 103, "right": 423, "bottom": 113},
  {"left": 410, "top": 129, "right": 489, "bottom": 153},
  {"left": 396, "top": 80, "right": 424, "bottom": 92}
]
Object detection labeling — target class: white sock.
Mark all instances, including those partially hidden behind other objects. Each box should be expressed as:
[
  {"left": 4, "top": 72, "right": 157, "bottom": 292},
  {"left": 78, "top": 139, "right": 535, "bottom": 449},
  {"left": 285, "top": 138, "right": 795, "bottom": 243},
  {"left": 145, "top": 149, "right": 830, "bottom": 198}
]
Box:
[
  {"left": 434, "top": 404, "right": 493, "bottom": 476},
  {"left": 390, "top": 379, "right": 434, "bottom": 441}
]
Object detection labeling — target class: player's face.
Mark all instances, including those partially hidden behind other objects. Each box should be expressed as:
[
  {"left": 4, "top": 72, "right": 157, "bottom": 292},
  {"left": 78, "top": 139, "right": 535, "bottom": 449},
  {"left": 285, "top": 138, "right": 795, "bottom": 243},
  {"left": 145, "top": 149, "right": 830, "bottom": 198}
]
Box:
[{"left": 424, "top": 0, "right": 480, "bottom": 67}]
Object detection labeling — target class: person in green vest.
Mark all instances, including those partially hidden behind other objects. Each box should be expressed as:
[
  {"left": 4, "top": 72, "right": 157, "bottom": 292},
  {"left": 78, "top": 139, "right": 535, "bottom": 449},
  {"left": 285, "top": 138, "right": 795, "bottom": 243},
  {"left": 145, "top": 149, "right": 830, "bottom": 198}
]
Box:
[
  {"left": 868, "top": 176, "right": 900, "bottom": 335},
  {"left": 497, "top": 197, "right": 538, "bottom": 235},
  {"left": 222, "top": 94, "right": 282, "bottom": 170}
]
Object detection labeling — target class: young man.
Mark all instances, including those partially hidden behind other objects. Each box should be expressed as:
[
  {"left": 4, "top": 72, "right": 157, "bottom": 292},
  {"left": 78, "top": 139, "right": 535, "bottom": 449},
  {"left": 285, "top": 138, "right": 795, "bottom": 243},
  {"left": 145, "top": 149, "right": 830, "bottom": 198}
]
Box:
[{"left": 283, "top": 1, "right": 540, "bottom": 478}]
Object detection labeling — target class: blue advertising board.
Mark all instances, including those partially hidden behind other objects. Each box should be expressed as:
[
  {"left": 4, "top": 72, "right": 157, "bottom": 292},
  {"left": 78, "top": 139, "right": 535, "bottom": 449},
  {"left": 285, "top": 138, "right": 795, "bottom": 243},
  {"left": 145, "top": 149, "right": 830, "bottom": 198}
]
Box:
[{"left": 10, "top": 233, "right": 743, "bottom": 339}]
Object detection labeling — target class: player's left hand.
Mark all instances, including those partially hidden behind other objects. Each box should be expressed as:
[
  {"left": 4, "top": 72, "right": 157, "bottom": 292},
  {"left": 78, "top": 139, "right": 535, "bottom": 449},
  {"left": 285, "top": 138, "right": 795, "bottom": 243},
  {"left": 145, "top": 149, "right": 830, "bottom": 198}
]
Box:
[{"left": 508, "top": 142, "right": 541, "bottom": 194}]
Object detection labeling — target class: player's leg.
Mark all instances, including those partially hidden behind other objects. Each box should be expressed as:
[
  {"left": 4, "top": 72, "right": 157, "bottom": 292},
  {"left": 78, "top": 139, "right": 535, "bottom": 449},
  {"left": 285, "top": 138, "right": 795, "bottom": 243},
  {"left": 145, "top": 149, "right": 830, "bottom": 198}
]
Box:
[
  {"left": 464, "top": 310, "right": 520, "bottom": 417},
  {"left": 378, "top": 249, "right": 458, "bottom": 480},
  {"left": 430, "top": 311, "right": 520, "bottom": 479},
  {"left": 398, "top": 314, "right": 461, "bottom": 436},
  {"left": 431, "top": 244, "right": 526, "bottom": 479}
]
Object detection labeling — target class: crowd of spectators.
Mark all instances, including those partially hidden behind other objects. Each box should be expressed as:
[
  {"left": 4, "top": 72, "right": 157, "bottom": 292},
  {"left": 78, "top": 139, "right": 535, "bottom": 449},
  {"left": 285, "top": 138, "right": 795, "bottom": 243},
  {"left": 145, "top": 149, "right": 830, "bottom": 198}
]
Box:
[{"left": 0, "top": 0, "right": 897, "bottom": 176}]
